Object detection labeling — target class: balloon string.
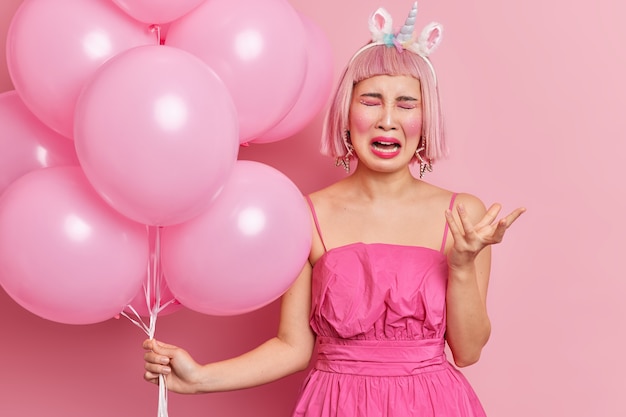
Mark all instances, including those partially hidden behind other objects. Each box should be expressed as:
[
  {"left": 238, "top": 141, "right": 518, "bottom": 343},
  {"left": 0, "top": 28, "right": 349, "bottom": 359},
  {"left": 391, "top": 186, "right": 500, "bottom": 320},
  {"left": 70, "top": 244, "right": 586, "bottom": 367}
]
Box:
[
  {"left": 119, "top": 306, "right": 150, "bottom": 334},
  {"left": 149, "top": 24, "right": 162, "bottom": 45},
  {"left": 120, "top": 225, "right": 169, "bottom": 417},
  {"left": 151, "top": 226, "right": 168, "bottom": 417}
]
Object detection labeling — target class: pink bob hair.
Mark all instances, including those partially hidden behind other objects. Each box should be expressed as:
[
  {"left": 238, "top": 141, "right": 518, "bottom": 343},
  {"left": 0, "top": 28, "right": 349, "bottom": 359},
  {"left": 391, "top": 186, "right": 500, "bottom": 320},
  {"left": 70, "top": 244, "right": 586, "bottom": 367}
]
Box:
[{"left": 321, "top": 44, "right": 447, "bottom": 165}]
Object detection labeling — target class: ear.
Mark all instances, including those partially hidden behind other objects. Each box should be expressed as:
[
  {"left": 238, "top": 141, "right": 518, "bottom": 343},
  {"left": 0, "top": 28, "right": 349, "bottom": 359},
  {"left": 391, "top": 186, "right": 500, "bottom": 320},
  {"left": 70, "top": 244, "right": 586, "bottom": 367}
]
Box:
[
  {"left": 368, "top": 8, "right": 393, "bottom": 42},
  {"left": 417, "top": 22, "right": 443, "bottom": 56}
]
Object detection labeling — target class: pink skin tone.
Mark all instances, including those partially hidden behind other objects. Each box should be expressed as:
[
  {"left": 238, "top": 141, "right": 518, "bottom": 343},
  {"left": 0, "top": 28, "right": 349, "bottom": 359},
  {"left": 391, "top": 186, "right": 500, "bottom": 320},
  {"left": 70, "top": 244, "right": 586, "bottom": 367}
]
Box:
[{"left": 348, "top": 75, "right": 423, "bottom": 169}]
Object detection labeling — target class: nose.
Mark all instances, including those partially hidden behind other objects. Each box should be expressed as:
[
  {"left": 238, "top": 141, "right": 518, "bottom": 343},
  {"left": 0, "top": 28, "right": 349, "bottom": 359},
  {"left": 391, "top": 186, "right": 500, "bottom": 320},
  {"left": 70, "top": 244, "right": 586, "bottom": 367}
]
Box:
[{"left": 376, "top": 106, "right": 397, "bottom": 130}]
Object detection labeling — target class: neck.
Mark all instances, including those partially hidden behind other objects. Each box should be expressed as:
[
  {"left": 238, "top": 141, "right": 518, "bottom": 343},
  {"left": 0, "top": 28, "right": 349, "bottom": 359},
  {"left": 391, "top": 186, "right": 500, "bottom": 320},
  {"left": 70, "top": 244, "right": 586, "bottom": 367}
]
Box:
[{"left": 347, "top": 164, "right": 419, "bottom": 201}]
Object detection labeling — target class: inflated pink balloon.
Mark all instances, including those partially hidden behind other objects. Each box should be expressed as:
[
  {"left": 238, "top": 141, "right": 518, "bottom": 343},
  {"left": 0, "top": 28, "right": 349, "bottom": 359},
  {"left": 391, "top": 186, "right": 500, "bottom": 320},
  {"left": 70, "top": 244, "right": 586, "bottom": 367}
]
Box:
[
  {"left": 166, "top": 0, "right": 307, "bottom": 143},
  {"left": 112, "top": 0, "right": 207, "bottom": 24},
  {"left": 253, "top": 13, "right": 335, "bottom": 144},
  {"left": 161, "top": 160, "right": 312, "bottom": 316},
  {"left": 75, "top": 45, "right": 239, "bottom": 226},
  {"left": 6, "top": 0, "right": 157, "bottom": 138},
  {"left": 0, "top": 91, "right": 79, "bottom": 195},
  {"left": 0, "top": 166, "right": 149, "bottom": 325}
]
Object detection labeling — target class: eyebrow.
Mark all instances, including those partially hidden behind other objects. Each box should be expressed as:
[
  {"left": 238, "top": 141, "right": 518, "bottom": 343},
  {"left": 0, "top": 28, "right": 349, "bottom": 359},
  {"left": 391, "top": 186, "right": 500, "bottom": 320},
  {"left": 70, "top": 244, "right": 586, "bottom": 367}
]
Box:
[{"left": 359, "top": 93, "right": 419, "bottom": 101}]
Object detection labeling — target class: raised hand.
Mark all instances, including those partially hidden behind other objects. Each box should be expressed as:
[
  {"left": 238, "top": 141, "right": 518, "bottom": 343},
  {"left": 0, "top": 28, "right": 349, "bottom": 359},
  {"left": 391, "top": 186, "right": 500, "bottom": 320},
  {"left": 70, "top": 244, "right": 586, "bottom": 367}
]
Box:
[{"left": 444, "top": 202, "right": 526, "bottom": 269}]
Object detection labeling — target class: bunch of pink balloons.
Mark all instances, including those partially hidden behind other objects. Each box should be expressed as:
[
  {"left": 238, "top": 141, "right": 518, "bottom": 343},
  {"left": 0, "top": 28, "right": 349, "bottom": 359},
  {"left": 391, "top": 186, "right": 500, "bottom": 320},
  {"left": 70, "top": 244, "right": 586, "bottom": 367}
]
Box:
[{"left": 0, "top": 0, "right": 333, "bottom": 325}]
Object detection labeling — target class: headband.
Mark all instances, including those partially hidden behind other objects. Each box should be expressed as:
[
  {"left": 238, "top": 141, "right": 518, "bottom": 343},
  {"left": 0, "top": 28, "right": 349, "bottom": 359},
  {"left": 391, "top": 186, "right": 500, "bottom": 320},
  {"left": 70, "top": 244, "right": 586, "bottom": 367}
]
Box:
[{"left": 350, "top": 2, "right": 443, "bottom": 82}]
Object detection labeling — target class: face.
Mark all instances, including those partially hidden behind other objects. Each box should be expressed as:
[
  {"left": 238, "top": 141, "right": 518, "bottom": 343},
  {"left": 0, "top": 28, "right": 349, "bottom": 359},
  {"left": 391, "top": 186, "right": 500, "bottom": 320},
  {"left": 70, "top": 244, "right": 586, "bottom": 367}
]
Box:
[{"left": 348, "top": 75, "right": 423, "bottom": 172}]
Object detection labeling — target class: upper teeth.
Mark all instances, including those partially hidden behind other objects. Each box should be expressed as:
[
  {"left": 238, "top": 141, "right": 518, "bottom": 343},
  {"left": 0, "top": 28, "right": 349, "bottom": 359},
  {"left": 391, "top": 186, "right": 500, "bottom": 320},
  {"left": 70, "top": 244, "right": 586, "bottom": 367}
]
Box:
[{"left": 372, "top": 142, "right": 399, "bottom": 153}]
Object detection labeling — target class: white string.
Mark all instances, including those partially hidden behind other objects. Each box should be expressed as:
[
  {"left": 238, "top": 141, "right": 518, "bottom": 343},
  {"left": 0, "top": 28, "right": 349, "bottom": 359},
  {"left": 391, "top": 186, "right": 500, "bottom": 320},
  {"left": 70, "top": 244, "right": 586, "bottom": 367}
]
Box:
[
  {"left": 150, "top": 226, "right": 168, "bottom": 417},
  {"left": 120, "top": 225, "right": 171, "bottom": 417}
]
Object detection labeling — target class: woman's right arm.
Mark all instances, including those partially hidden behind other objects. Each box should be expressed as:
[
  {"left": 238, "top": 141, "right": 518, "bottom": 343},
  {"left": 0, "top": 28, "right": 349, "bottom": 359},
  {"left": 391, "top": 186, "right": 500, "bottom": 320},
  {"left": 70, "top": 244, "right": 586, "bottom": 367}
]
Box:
[{"left": 143, "top": 261, "right": 315, "bottom": 394}]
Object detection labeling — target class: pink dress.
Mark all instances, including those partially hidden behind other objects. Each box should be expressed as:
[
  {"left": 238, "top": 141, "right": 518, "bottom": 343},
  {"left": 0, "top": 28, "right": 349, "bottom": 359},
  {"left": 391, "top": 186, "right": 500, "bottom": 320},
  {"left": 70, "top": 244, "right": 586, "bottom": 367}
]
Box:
[{"left": 292, "top": 195, "right": 486, "bottom": 417}]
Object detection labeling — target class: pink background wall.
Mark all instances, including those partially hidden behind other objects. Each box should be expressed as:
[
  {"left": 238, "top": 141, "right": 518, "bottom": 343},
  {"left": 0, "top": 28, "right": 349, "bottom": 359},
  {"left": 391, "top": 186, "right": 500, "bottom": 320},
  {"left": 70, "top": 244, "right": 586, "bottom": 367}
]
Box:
[{"left": 1, "top": 0, "right": 625, "bottom": 416}]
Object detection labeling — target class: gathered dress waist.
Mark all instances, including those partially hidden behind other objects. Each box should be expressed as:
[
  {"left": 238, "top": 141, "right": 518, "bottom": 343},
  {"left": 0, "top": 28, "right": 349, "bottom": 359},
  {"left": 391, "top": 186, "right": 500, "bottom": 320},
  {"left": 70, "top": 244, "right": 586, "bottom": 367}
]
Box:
[{"left": 314, "top": 336, "right": 447, "bottom": 377}]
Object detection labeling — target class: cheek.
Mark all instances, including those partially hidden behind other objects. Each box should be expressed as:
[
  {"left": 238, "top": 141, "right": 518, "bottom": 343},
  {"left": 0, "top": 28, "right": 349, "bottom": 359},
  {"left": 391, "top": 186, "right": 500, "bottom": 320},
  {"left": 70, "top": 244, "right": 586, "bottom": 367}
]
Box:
[
  {"left": 402, "top": 118, "right": 423, "bottom": 137},
  {"left": 349, "top": 110, "right": 374, "bottom": 134}
]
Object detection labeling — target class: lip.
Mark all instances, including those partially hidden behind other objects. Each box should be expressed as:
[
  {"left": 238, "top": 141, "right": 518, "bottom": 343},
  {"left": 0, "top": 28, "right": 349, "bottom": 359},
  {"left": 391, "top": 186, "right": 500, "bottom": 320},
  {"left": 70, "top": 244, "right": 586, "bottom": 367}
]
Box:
[
  {"left": 370, "top": 137, "right": 401, "bottom": 146},
  {"left": 370, "top": 137, "right": 401, "bottom": 159}
]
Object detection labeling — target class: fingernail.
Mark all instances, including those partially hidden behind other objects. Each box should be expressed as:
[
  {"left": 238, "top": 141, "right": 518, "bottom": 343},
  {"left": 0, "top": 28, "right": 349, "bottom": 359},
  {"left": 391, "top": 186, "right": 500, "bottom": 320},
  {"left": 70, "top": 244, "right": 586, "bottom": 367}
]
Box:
[{"left": 162, "top": 366, "right": 171, "bottom": 374}]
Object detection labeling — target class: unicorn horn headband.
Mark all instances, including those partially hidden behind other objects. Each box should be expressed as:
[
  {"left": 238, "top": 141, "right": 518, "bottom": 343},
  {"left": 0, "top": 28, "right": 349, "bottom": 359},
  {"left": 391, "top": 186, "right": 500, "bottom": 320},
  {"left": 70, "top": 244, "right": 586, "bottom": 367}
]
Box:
[{"left": 351, "top": 2, "right": 443, "bottom": 82}]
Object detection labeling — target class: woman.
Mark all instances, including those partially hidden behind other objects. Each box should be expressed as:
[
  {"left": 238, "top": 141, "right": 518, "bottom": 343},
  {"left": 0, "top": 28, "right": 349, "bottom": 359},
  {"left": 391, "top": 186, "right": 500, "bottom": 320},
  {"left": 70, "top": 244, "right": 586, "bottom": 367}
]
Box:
[{"left": 143, "top": 3, "right": 525, "bottom": 416}]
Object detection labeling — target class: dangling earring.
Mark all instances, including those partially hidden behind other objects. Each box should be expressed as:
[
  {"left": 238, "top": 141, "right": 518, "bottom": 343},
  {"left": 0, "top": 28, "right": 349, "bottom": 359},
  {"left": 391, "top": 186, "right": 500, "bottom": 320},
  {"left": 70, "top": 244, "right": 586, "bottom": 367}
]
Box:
[
  {"left": 335, "top": 156, "right": 351, "bottom": 173},
  {"left": 415, "top": 137, "right": 433, "bottom": 179},
  {"left": 335, "top": 130, "right": 354, "bottom": 173}
]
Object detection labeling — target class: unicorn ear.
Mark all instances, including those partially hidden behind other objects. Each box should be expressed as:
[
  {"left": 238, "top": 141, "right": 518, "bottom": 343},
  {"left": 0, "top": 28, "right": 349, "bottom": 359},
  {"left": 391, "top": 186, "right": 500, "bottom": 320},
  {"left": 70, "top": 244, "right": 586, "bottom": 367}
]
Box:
[
  {"left": 417, "top": 22, "right": 443, "bottom": 56},
  {"left": 368, "top": 8, "right": 393, "bottom": 43}
]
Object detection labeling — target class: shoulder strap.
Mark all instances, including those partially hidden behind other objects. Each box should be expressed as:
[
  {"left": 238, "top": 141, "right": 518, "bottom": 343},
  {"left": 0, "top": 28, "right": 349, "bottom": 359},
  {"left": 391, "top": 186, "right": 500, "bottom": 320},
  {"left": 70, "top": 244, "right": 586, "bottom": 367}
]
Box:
[
  {"left": 305, "top": 195, "right": 327, "bottom": 252},
  {"left": 440, "top": 192, "right": 458, "bottom": 253}
]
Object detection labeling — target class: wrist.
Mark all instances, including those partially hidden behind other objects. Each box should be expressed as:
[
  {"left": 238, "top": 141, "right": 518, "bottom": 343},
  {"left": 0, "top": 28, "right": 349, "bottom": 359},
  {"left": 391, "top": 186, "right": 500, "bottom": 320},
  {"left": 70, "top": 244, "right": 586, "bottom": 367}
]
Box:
[
  {"left": 192, "top": 364, "right": 217, "bottom": 393},
  {"left": 446, "top": 246, "right": 479, "bottom": 270},
  {"left": 447, "top": 261, "right": 477, "bottom": 278}
]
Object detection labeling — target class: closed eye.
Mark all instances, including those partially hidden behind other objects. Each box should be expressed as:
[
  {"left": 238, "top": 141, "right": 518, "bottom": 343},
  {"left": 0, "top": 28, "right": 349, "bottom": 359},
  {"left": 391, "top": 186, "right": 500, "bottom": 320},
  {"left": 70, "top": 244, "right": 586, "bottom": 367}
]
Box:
[
  {"left": 397, "top": 96, "right": 419, "bottom": 109},
  {"left": 359, "top": 99, "right": 380, "bottom": 106},
  {"left": 359, "top": 93, "right": 383, "bottom": 106},
  {"left": 358, "top": 94, "right": 419, "bottom": 108}
]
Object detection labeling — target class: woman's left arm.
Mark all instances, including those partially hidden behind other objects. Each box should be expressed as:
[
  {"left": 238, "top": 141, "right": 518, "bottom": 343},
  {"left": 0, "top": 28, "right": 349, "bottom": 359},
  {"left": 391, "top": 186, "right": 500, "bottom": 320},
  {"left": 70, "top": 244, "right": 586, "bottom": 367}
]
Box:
[{"left": 444, "top": 194, "right": 525, "bottom": 367}]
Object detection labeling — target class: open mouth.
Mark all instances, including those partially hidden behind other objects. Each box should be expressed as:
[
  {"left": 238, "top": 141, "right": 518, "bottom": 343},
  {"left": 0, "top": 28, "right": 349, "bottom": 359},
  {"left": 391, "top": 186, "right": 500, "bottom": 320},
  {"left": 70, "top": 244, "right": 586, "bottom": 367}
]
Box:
[{"left": 371, "top": 140, "right": 401, "bottom": 153}]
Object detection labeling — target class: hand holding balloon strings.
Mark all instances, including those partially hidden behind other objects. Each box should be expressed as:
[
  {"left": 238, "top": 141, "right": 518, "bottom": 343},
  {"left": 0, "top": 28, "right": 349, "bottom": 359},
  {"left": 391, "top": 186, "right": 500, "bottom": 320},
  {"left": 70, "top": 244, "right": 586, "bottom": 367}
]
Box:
[{"left": 120, "top": 227, "right": 174, "bottom": 417}]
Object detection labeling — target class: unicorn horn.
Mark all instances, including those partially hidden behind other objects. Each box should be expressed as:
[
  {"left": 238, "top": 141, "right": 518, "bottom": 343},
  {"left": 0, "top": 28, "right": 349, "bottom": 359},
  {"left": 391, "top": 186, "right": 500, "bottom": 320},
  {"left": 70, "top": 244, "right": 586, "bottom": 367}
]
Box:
[{"left": 396, "top": 2, "right": 418, "bottom": 44}]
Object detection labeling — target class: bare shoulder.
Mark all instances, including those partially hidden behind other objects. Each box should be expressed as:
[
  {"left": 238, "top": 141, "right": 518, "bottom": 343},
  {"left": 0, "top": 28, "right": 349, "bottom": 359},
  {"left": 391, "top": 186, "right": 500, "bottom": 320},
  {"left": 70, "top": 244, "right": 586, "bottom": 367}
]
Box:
[
  {"left": 416, "top": 182, "right": 462, "bottom": 207},
  {"left": 452, "top": 192, "right": 487, "bottom": 222},
  {"left": 304, "top": 182, "right": 350, "bottom": 262},
  {"left": 418, "top": 184, "right": 487, "bottom": 222},
  {"left": 306, "top": 180, "right": 350, "bottom": 209}
]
